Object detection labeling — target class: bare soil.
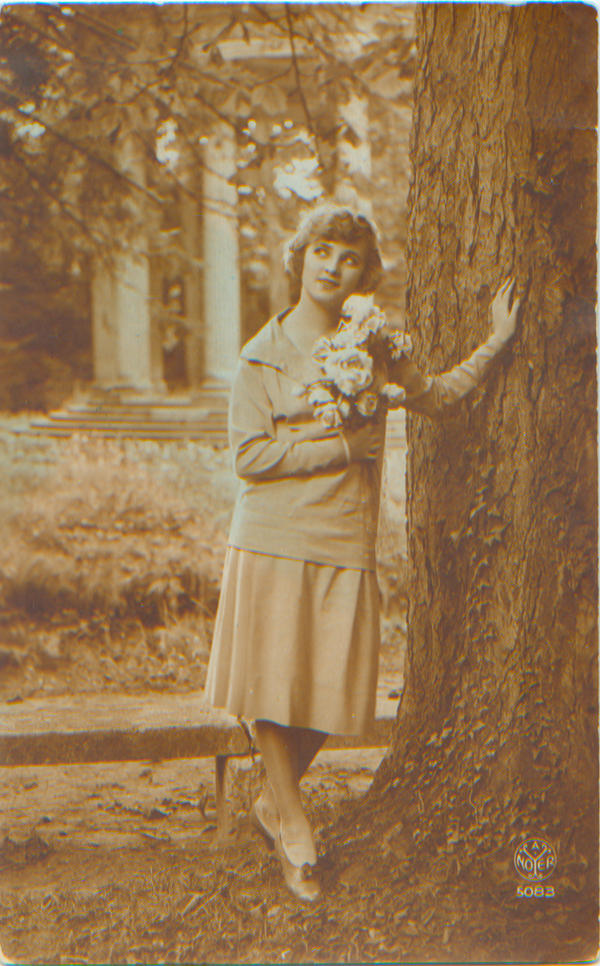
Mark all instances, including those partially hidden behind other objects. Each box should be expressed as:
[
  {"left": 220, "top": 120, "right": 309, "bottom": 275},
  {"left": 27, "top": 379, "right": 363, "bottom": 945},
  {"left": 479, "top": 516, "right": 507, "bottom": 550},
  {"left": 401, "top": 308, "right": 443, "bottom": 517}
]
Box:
[
  {"left": 0, "top": 629, "right": 404, "bottom": 966},
  {"left": 2, "top": 732, "right": 592, "bottom": 966},
  {"left": 3, "top": 624, "right": 591, "bottom": 966},
  {"left": 0, "top": 749, "right": 394, "bottom": 965}
]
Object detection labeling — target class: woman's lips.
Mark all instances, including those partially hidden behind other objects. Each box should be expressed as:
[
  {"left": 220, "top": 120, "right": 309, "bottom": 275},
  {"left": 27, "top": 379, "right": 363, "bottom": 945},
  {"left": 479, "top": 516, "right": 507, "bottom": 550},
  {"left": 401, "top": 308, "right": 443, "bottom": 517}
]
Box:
[{"left": 317, "top": 277, "right": 339, "bottom": 288}]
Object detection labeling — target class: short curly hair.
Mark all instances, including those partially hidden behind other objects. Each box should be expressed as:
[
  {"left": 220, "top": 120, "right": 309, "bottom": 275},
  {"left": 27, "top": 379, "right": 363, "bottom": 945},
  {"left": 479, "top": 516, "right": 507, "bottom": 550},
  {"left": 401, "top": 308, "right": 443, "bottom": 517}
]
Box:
[{"left": 283, "top": 204, "right": 383, "bottom": 304}]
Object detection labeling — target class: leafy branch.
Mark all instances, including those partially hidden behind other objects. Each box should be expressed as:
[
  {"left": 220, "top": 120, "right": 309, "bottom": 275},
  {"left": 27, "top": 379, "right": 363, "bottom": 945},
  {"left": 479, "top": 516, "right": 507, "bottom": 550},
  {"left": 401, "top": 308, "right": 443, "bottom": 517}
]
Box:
[{"left": 0, "top": 84, "right": 164, "bottom": 207}]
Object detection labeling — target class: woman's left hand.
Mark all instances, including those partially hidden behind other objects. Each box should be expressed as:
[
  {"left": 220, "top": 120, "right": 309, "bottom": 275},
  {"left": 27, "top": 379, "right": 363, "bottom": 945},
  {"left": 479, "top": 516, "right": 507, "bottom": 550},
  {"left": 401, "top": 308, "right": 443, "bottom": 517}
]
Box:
[{"left": 491, "top": 278, "right": 520, "bottom": 344}]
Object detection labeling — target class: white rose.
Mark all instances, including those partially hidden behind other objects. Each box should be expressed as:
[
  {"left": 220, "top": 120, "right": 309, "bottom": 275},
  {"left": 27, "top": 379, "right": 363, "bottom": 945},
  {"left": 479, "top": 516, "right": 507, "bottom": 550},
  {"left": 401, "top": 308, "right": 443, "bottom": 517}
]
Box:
[
  {"left": 330, "top": 323, "right": 369, "bottom": 350},
  {"left": 315, "top": 402, "right": 343, "bottom": 428},
  {"left": 324, "top": 347, "right": 373, "bottom": 397},
  {"left": 341, "top": 294, "right": 376, "bottom": 326},
  {"left": 388, "top": 331, "right": 413, "bottom": 360},
  {"left": 359, "top": 310, "right": 387, "bottom": 337},
  {"left": 307, "top": 384, "right": 336, "bottom": 407},
  {"left": 355, "top": 390, "right": 379, "bottom": 417},
  {"left": 338, "top": 398, "right": 352, "bottom": 420},
  {"left": 382, "top": 383, "right": 406, "bottom": 407},
  {"left": 312, "top": 336, "right": 334, "bottom": 364},
  {"left": 341, "top": 294, "right": 387, "bottom": 341}
]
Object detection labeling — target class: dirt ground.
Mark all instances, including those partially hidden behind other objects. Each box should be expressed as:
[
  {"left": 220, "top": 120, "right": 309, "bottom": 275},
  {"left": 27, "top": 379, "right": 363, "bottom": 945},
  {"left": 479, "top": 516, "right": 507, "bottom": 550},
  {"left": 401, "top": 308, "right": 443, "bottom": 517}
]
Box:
[
  {"left": 0, "top": 747, "right": 391, "bottom": 965},
  {"left": 1, "top": 615, "right": 595, "bottom": 966},
  {"left": 2, "top": 735, "right": 592, "bottom": 966},
  {"left": 0, "top": 615, "right": 407, "bottom": 966}
]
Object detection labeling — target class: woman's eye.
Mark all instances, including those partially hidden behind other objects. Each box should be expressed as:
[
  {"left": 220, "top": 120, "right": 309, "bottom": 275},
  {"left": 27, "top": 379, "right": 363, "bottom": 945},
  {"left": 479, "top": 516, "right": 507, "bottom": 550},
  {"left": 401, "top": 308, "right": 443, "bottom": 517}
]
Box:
[{"left": 343, "top": 255, "right": 360, "bottom": 266}]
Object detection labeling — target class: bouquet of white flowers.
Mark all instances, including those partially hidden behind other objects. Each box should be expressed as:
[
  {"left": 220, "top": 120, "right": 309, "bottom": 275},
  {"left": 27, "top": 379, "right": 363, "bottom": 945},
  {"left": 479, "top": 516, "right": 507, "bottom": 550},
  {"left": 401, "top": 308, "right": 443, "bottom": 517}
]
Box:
[{"left": 304, "top": 294, "right": 413, "bottom": 428}]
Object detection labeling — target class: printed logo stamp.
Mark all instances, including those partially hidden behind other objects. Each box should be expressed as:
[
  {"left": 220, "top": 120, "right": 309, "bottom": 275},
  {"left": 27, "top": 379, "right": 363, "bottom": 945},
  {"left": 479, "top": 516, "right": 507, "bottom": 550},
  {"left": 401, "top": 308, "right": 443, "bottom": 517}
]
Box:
[{"left": 514, "top": 838, "right": 557, "bottom": 898}]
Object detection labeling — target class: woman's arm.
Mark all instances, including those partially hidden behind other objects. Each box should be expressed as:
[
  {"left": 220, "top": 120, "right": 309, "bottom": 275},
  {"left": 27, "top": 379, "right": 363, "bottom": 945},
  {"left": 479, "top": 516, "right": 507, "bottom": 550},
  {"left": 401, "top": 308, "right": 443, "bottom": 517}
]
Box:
[
  {"left": 393, "top": 279, "right": 520, "bottom": 419},
  {"left": 230, "top": 360, "right": 351, "bottom": 479},
  {"left": 391, "top": 333, "right": 508, "bottom": 418}
]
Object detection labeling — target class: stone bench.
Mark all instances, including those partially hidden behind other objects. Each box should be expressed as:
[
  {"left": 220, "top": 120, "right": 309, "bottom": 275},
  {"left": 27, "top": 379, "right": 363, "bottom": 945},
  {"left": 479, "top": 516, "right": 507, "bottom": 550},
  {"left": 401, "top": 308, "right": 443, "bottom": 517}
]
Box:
[{"left": 0, "top": 690, "right": 397, "bottom": 835}]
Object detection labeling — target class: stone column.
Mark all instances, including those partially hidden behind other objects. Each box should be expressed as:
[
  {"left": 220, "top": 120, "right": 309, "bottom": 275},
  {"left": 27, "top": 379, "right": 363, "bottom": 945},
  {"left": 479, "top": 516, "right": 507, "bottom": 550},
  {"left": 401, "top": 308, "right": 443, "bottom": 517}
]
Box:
[
  {"left": 113, "top": 258, "right": 153, "bottom": 390},
  {"left": 91, "top": 129, "right": 153, "bottom": 391},
  {"left": 149, "top": 259, "right": 166, "bottom": 392},
  {"left": 113, "top": 130, "right": 153, "bottom": 390},
  {"left": 91, "top": 261, "right": 118, "bottom": 387},
  {"left": 180, "top": 176, "right": 204, "bottom": 389},
  {"left": 202, "top": 123, "right": 241, "bottom": 383}
]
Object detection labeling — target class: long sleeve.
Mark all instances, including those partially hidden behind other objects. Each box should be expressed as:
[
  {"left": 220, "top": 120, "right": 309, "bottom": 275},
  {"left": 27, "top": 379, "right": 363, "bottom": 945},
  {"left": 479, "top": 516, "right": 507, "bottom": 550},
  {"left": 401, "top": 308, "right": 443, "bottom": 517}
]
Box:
[
  {"left": 230, "top": 359, "right": 348, "bottom": 480},
  {"left": 391, "top": 331, "right": 510, "bottom": 419}
]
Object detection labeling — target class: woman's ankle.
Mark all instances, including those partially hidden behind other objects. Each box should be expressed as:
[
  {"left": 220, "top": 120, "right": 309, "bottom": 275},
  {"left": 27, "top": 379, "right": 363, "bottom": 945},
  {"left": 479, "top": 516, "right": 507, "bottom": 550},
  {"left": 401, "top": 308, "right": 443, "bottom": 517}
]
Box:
[{"left": 279, "top": 812, "right": 317, "bottom": 866}]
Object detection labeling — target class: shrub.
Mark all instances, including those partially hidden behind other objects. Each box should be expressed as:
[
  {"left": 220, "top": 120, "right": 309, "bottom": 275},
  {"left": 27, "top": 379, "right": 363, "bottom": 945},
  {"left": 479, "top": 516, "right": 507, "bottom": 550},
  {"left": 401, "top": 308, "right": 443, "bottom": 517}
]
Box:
[{"left": 0, "top": 435, "right": 235, "bottom": 624}]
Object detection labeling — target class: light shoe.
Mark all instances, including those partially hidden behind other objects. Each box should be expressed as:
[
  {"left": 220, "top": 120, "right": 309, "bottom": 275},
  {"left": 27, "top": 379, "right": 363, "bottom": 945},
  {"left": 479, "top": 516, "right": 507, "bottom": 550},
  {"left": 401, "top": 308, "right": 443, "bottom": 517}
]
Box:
[{"left": 275, "top": 830, "right": 321, "bottom": 902}]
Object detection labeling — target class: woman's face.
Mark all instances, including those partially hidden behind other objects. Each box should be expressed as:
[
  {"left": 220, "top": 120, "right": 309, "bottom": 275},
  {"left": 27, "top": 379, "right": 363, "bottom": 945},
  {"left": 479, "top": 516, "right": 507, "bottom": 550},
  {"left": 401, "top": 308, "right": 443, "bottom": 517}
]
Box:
[{"left": 300, "top": 236, "right": 368, "bottom": 312}]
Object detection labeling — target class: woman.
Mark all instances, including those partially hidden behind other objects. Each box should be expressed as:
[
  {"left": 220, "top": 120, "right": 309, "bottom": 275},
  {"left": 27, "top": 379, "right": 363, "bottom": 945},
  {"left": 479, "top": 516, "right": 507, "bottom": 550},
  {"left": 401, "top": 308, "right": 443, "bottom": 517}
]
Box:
[{"left": 205, "top": 204, "right": 519, "bottom": 901}]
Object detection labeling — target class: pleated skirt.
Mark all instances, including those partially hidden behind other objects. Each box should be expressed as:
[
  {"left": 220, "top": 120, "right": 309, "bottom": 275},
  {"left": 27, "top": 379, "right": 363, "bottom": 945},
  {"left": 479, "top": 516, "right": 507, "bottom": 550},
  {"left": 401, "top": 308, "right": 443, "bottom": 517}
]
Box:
[{"left": 205, "top": 547, "right": 380, "bottom": 735}]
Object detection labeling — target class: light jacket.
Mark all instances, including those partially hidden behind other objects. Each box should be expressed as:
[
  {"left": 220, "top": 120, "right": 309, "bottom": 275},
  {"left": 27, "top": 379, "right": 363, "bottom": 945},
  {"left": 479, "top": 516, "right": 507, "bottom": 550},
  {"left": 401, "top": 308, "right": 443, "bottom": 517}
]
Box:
[{"left": 227, "top": 311, "right": 509, "bottom": 570}]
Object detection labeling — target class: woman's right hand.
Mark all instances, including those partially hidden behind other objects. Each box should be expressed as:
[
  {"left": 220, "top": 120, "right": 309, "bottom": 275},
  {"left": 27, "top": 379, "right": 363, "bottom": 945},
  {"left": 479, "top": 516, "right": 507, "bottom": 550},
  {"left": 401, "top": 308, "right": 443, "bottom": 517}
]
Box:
[{"left": 343, "top": 419, "right": 384, "bottom": 462}]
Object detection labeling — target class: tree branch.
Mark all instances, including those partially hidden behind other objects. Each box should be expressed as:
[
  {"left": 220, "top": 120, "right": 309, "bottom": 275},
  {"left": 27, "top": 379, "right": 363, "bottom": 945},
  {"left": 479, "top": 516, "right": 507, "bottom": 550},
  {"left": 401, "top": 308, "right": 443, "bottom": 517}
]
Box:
[
  {"left": 283, "top": 4, "right": 326, "bottom": 173},
  {"left": 157, "top": 4, "right": 189, "bottom": 77},
  {"left": 11, "top": 152, "right": 110, "bottom": 250},
  {"left": 51, "top": 7, "right": 137, "bottom": 51},
  {"left": 0, "top": 86, "right": 164, "bottom": 208}
]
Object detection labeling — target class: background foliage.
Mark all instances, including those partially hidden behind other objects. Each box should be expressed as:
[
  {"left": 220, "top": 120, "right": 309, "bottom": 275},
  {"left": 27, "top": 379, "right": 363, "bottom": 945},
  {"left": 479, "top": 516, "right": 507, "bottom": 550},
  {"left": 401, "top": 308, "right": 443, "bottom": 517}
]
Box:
[{"left": 0, "top": 3, "right": 415, "bottom": 408}]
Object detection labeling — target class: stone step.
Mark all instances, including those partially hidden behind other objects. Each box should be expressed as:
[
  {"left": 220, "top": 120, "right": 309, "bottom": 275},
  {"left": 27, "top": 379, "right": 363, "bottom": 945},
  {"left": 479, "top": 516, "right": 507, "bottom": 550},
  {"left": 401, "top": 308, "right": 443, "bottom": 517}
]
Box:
[
  {"left": 22, "top": 388, "right": 404, "bottom": 450},
  {"left": 23, "top": 386, "right": 230, "bottom": 446},
  {"left": 87, "top": 383, "right": 229, "bottom": 401},
  {"left": 25, "top": 424, "right": 228, "bottom": 444},
  {"left": 61, "top": 407, "right": 227, "bottom": 421},
  {"left": 28, "top": 421, "right": 227, "bottom": 434},
  {"left": 76, "top": 397, "right": 229, "bottom": 412},
  {"left": 37, "top": 411, "right": 228, "bottom": 427}
]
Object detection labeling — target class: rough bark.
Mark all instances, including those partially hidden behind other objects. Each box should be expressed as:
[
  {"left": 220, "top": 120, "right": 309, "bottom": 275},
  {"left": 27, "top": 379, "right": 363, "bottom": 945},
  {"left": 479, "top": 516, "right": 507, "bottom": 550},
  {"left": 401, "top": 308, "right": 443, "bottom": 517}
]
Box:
[{"left": 367, "top": 4, "right": 597, "bottom": 956}]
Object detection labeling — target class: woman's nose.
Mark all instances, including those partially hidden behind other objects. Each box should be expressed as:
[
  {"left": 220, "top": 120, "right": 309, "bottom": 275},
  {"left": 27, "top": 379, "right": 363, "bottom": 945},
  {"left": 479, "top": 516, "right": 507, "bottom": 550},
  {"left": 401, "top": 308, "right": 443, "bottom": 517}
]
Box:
[{"left": 323, "top": 254, "right": 341, "bottom": 277}]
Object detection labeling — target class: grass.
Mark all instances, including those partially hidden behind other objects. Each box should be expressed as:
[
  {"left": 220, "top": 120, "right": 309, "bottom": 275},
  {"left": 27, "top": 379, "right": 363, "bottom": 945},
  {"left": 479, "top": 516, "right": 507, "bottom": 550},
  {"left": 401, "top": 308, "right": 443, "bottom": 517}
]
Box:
[
  {"left": 0, "top": 415, "right": 407, "bottom": 698},
  {"left": 0, "top": 416, "right": 408, "bottom": 623},
  {"left": 0, "top": 424, "right": 236, "bottom": 622},
  {"left": 0, "top": 418, "right": 238, "bottom": 696}
]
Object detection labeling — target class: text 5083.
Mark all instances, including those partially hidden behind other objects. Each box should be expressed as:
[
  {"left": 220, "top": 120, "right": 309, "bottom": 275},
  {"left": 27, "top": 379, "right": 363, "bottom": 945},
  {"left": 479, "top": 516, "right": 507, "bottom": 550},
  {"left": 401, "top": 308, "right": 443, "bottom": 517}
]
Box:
[{"left": 517, "top": 885, "right": 555, "bottom": 898}]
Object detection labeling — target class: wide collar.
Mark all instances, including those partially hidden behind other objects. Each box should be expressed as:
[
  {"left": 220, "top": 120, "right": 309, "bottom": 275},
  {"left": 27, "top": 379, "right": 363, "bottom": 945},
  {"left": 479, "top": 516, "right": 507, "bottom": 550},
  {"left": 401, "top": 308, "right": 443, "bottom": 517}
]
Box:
[{"left": 240, "top": 311, "right": 322, "bottom": 385}]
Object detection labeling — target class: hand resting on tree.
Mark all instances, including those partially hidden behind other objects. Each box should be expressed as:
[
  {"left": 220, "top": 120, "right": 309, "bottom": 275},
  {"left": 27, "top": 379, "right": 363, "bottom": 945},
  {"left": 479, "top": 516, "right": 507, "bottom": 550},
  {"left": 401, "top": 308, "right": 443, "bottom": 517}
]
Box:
[{"left": 490, "top": 277, "right": 520, "bottom": 344}]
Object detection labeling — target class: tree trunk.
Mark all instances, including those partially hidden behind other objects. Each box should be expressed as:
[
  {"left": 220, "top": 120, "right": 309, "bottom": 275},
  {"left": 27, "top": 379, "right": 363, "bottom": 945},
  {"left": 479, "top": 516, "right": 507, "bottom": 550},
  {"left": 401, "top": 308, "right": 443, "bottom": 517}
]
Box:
[{"left": 363, "top": 5, "right": 597, "bottom": 958}]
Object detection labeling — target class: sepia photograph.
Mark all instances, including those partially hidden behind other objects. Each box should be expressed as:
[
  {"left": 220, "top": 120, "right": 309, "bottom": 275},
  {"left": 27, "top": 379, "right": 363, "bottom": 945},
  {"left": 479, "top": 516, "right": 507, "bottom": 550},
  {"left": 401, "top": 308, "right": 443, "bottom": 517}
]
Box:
[{"left": 0, "top": 3, "right": 597, "bottom": 964}]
